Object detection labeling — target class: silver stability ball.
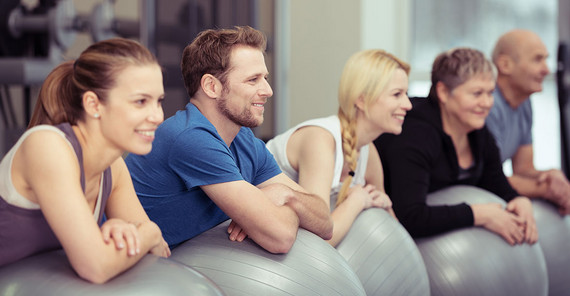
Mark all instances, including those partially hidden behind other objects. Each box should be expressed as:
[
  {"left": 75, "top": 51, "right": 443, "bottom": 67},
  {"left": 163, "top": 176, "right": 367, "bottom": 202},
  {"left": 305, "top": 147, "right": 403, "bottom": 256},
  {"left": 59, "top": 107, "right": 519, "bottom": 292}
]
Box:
[
  {"left": 417, "top": 185, "right": 548, "bottom": 296},
  {"left": 336, "top": 207, "right": 430, "bottom": 296},
  {"left": 170, "top": 219, "right": 366, "bottom": 296},
  {"left": 532, "top": 199, "right": 570, "bottom": 296},
  {"left": 0, "top": 250, "right": 225, "bottom": 296}
]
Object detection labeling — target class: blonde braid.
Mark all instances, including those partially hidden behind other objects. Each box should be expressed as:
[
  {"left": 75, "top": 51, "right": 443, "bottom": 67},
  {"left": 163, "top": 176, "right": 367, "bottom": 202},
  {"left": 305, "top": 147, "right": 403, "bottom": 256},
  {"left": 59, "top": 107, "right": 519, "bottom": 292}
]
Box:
[{"left": 336, "top": 110, "right": 358, "bottom": 207}]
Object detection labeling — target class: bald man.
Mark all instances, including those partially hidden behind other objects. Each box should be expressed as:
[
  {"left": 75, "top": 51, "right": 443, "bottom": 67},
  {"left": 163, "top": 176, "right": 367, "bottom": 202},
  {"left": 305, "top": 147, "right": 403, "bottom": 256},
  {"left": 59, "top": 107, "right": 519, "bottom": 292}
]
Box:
[{"left": 486, "top": 29, "right": 570, "bottom": 215}]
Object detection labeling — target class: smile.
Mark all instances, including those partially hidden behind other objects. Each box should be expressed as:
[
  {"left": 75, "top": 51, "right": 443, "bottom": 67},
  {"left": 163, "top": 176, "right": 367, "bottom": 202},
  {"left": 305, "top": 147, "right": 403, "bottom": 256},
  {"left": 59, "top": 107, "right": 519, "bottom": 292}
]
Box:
[
  {"left": 136, "top": 130, "right": 155, "bottom": 137},
  {"left": 252, "top": 103, "right": 264, "bottom": 107}
]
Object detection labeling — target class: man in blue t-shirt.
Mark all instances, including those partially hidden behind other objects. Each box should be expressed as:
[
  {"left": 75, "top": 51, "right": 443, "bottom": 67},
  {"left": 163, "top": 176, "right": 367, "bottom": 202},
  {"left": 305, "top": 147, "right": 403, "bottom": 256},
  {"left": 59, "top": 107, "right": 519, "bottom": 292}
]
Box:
[
  {"left": 486, "top": 29, "right": 570, "bottom": 215},
  {"left": 125, "top": 26, "right": 333, "bottom": 252}
]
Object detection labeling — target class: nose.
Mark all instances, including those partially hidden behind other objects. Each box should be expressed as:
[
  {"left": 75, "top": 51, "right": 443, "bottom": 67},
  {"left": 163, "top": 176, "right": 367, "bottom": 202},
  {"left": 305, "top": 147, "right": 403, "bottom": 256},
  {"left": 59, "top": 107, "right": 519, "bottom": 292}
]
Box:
[
  {"left": 402, "top": 95, "right": 412, "bottom": 111},
  {"left": 148, "top": 104, "right": 164, "bottom": 124},
  {"left": 259, "top": 78, "right": 273, "bottom": 98},
  {"left": 541, "top": 60, "right": 550, "bottom": 76},
  {"left": 482, "top": 92, "right": 494, "bottom": 108}
]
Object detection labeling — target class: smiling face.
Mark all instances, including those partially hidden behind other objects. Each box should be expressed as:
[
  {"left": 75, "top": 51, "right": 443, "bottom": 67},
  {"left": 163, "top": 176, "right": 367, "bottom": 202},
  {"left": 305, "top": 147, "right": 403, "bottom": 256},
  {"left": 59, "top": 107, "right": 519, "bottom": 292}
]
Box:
[
  {"left": 217, "top": 45, "right": 273, "bottom": 128},
  {"left": 439, "top": 74, "right": 495, "bottom": 134},
  {"left": 98, "top": 63, "right": 165, "bottom": 155},
  {"left": 367, "top": 68, "right": 411, "bottom": 135}
]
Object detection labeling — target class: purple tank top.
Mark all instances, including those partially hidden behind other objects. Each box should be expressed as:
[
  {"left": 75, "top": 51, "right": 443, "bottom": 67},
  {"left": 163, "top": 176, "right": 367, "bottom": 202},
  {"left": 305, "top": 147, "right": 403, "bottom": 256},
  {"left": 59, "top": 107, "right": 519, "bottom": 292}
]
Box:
[{"left": 0, "top": 123, "right": 112, "bottom": 266}]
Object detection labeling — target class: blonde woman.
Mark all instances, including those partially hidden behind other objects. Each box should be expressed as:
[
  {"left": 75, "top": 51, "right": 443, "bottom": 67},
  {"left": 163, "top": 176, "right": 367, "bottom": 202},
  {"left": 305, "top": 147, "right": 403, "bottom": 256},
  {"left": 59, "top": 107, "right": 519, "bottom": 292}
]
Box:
[{"left": 267, "top": 49, "right": 411, "bottom": 246}]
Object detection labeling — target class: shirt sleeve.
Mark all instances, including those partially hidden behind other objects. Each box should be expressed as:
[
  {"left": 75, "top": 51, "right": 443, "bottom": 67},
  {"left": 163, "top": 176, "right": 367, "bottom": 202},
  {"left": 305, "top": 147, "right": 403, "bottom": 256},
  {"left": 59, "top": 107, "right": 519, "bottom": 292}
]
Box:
[
  {"left": 521, "top": 100, "right": 533, "bottom": 146},
  {"left": 251, "top": 136, "right": 282, "bottom": 185},
  {"left": 168, "top": 127, "right": 244, "bottom": 189},
  {"left": 376, "top": 120, "right": 474, "bottom": 238}
]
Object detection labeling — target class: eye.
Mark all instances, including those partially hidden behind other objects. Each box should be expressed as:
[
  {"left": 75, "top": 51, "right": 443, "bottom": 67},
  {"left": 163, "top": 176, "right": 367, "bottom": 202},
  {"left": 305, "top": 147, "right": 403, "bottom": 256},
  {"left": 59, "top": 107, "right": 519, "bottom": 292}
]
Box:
[
  {"left": 135, "top": 98, "right": 147, "bottom": 105},
  {"left": 158, "top": 97, "right": 165, "bottom": 106}
]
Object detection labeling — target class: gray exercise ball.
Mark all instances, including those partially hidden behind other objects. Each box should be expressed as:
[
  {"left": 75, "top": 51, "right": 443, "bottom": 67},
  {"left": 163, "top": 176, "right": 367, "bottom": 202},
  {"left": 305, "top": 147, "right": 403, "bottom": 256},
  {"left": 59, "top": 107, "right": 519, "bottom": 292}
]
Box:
[
  {"left": 532, "top": 199, "right": 570, "bottom": 296},
  {"left": 416, "top": 185, "right": 548, "bottom": 296},
  {"left": 0, "top": 250, "right": 224, "bottom": 296},
  {"left": 170, "top": 219, "right": 366, "bottom": 296},
  {"left": 336, "top": 207, "right": 430, "bottom": 296}
]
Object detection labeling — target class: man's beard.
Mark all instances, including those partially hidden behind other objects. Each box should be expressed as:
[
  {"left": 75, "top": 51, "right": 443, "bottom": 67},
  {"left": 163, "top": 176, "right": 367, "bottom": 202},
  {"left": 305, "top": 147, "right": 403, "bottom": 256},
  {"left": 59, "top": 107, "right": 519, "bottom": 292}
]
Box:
[{"left": 217, "top": 95, "right": 262, "bottom": 128}]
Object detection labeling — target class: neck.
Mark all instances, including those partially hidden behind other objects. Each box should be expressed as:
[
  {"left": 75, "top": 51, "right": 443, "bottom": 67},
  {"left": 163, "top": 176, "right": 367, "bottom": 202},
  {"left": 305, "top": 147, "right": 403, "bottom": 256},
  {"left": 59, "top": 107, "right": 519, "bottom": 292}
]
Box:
[
  {"left": 440, "top": 108, "right": 470, "bottom": 146},
  {"left": 496, "top": 77, "right": 529, "bottom": 109},
  {"left": 73, "top": 123, "right": 123, "bottom": 180},
  {"left": 191, "top": 100, "right": 240, "bottom": 147},
  {"left": 354, "top": 115, "right": 381, "bottom": 150}
]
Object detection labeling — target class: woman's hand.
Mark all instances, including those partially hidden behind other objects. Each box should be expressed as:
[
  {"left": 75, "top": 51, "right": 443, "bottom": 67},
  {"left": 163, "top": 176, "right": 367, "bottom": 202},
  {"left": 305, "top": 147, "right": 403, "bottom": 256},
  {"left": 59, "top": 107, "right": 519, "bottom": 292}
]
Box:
[
  {"left": 472, "top": 203, "right": 527, "bottom": 246},
  {"left": 506, "top": 197, "right": 538, "bottom": 244},
  {"left": 149, "top": 238, "right": 171, "bottom": 258},
  {"left": 100, "top": 218, "right": 141, "bottom": 256},
  {"left": 227, "top": 220, "right": 248, "bottom": 242}
]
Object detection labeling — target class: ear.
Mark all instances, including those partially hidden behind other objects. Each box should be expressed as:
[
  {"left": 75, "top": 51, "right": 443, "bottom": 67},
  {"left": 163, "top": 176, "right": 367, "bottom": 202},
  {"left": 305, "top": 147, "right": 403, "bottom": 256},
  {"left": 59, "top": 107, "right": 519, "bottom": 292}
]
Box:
[
  {"left": 435, "top": 82, "right": 450, "bottom": 104},
  {"left": 201, "top": 74, "right": 223, "bottom": 99},
  {"left": 495, "top": 54, "right": 514, "bottom": 75},
  {"left": 82, "top": 91, "right": 101, "bottom": 119},
  {"left": 354, "top": 95, "right": 366, "bottom": 112}
]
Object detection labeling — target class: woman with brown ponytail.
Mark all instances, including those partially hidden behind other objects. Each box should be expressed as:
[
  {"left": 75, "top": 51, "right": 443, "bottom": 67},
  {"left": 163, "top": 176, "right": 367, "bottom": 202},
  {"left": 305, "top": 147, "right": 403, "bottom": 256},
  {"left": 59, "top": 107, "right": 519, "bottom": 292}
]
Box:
[
  {"left": 0, "top": 38, "right": 170, "bottom": 283},
  {"left": 266, "top": 49, "right": 411, "bottom": 246}
]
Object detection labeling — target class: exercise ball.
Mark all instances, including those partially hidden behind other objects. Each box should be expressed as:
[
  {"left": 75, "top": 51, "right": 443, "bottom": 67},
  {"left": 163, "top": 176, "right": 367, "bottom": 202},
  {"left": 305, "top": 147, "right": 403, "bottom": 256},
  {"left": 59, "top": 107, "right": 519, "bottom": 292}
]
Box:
[
  {"left": 0, "top": 250, "right": 224, "bottom": 296},
  {"left": 170, "top": 219, "right": 366, "bottom": 296},
  {"left": 336, "top": 207, "right": 430, "bottom": 296},
  {"left": 532, "top": 199, "right": 570, "bottom": 296},
  {"left": 416, "top": 185, "right": 548, "bottom": 296}
]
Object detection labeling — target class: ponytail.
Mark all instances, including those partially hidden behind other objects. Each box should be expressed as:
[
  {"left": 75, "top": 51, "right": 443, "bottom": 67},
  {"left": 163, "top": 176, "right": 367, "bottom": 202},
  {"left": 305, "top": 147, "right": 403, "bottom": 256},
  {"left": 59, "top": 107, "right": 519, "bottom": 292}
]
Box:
[
  {"left": 28, "top": 38, "right": 158, "bottom": 128},
  {"left": 336, "top": 110, "right": 358, "bottom": 207},
  {"left": 28, "top": 61, "right": 83, "bottom": 127}
]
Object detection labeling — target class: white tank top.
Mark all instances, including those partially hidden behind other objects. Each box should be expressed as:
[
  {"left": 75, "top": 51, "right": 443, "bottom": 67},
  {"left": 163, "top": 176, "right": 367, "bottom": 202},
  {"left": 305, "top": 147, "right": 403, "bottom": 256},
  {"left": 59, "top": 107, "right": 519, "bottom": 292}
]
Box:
[
  {"left": 266, "top": 115, "right": 368, "bottom": 210},
  {"left": 0, "top": 125, "right": 103, "bottom": 219}
]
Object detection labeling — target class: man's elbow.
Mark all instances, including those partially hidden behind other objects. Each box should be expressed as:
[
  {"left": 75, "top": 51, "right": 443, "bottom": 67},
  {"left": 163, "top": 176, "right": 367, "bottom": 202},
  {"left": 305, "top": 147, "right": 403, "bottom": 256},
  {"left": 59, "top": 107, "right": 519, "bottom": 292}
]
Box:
[{"left": 263, "top": 229, "right": 297, "bottom": 254}]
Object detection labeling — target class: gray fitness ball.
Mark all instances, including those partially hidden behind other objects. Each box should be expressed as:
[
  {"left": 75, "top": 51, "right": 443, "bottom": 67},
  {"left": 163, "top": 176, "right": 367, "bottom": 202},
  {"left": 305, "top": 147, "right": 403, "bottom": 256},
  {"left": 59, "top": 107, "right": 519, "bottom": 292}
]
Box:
[
  {"left": 417, "top": 185, "right": 548, "bottom": 296},
  {"left": 336, "top": 207, "right": 430, "bottom": 296},
  {"left": 531, "top": 199, "right": 570, "bottom": 296},
  {"left": 0, "top": 250, "right": 225, "bottom": 296},
  {"left": 170, "top": 219, "right": 366, "bottom": 296}
]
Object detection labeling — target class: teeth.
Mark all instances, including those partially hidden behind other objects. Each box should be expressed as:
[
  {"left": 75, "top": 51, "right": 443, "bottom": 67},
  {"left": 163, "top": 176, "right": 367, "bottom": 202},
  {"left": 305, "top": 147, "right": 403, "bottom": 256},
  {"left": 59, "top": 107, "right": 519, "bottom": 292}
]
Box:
[
  {"left": 395, "top": 115, "right": 405, "bottom": 120},
  {"left": 253, "top": 103, "right": 263, "bottom": 107},
  {"left": 137, "top": 130, "right": 155, "bottom": 137}
]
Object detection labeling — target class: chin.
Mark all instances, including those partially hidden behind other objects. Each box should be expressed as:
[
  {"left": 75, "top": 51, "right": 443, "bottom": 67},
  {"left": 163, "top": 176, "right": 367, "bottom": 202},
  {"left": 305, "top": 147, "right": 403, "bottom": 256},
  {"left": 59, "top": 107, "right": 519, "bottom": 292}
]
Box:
[{"left": 130, "top": 146, "right": 153, "bottom": 156}]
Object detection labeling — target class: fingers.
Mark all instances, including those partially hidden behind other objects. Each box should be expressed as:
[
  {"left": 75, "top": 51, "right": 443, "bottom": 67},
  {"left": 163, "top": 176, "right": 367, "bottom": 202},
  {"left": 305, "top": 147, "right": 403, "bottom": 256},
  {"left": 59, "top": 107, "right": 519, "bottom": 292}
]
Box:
[
  {"left": 110, "top": 223, "right": 140, "bottom": 256},
  {"left": 525, "top": 220, "right": 538, "bottom": 244},
  {"left": 227, "top": 220, "right": 236, "bottom": 234},
  {"left": 228, "top": 221, "right": 248, "bottom": 242},
  {"left": 102, "top": 220, "right": 141, "bottom": 256}
]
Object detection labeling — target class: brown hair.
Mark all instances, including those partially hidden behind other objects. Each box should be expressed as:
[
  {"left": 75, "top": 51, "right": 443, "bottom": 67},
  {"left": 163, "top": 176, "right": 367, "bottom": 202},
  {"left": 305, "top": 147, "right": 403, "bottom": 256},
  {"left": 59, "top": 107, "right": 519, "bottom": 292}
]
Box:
[
  {"left": 181, "top": 26, "right": 267, "bottom": 98},
  {"left": 428, "top": 47, "right": 495, "bottom": 100},
  {"left": 336, "top": 49, "right": 410, "bottom": 206},
  {"left": 28, "top": 38, "right": 158, "bottom": 127}
]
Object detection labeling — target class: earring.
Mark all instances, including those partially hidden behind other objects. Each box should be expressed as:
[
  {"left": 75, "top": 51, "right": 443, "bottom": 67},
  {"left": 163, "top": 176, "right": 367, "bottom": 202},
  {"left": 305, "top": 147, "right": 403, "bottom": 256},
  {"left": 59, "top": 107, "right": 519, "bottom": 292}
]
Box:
[{"left": 94, "top": 113, "right": 100, "bottom": 119}]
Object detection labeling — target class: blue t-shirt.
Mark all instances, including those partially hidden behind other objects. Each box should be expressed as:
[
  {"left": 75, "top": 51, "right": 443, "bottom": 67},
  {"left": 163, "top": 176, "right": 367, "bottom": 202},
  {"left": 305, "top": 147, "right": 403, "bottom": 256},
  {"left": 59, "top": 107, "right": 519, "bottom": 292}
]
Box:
[
  {"left": 486, "top": 88, "right": 533, "bottom": 163},
  {"left": 125, "top": 103, "right": 282, "bottom": 247}
]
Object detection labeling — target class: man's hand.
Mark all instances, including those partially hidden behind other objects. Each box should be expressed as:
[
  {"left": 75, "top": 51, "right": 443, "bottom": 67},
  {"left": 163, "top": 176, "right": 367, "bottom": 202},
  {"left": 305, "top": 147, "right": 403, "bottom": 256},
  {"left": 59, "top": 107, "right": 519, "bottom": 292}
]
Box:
[
  {"left": 538, "top": 169, "right": 570, "bottom": 215},
  {"left": 227, "top": 220, "right": 248, "bottom": 242},
  {"left": 506, "top": 197, "right": 538, "bottom": 244}
]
